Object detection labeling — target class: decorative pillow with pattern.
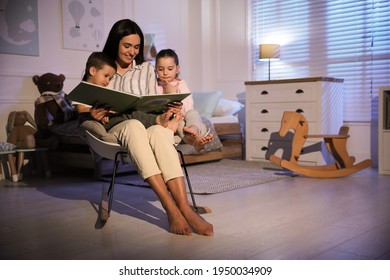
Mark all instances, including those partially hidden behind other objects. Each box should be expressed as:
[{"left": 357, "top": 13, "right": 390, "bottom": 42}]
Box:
[
  {"left": 0, "top": 142, "right": 16, "bottom": 151},
  {"left": 176, "top": 116, "right": 223, "bottom": 155}
]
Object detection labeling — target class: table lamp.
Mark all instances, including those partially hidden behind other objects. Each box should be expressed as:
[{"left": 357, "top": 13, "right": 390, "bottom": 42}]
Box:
[{"left": 259, "top": 44, "right": 280, "bottom": 80}]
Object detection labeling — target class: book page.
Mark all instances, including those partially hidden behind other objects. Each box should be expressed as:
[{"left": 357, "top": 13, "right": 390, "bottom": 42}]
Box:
[{"left": 67, "top": 81, "right": 190, "bottom": 113}]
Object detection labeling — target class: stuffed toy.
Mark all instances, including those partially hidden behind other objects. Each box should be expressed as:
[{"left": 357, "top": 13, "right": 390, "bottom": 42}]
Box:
[
  {"left": 6, "top": 111, "right": 37, "bottom": 149},
  {"left": 33, "top": 73, "right": 76, "bottom": 130}
]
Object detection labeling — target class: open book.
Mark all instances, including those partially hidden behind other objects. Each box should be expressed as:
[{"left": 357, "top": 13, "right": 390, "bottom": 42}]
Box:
[{"left": 67, "top": 81, "right": 190, "bottom": 113}]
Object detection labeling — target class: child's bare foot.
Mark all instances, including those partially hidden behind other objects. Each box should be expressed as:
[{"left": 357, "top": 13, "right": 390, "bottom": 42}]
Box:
[
  {"left": 180, "top": 207, "right": 214, "bottom": 236},
  {"left": 158, "top": 111, "right": 182, "bottom": 133},
  {"left": 194, "top": 133, "right": 213, "bottom": 152},
  {"left": 167, "top": 113, "right": 182, "bottom": 133},
  {"left": 183, "top": 126, "right": 214, "bottom": 152},
  {"left": 166, "top": 204, "right": 193, "bottom": 236}
]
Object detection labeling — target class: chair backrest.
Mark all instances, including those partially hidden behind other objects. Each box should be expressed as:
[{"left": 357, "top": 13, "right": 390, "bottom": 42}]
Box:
[{"left": 85, "top": 130, "right": 128, "bottom": 161}]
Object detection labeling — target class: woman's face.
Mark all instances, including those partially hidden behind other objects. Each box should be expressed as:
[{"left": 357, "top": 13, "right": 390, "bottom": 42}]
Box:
[{"left": 117, "top": 34, "right": 141, "bottom": 66}]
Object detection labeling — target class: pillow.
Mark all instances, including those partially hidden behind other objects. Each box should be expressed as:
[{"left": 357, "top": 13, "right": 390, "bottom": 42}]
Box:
[
  {"left": 192, "top": 90, "right": 223, "bottom": 118},
  {"left": 0, "top": 142, "right": 16, "bottom": 151},
  {"left": 176, "top": 116, "right": 223, "bottom": 155},
  {"left": 213, "top": 98, "right": 244, "bottom": 116},
  {"left": 201, "top": 116, "right": 223, "bottom": 153}
]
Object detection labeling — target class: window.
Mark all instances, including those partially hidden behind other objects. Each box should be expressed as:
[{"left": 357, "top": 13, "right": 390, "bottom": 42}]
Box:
[{"left": 250, "top": 0, "right": 390, "bottom": 122}]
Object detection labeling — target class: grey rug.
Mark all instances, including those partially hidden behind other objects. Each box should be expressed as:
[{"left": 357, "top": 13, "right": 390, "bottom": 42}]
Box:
[{"left": 105, "top": 159, "right": 288, "bottom": 194}]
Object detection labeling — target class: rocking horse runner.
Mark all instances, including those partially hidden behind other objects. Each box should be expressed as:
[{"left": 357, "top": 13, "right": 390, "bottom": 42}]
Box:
[{"left": 269, "top": 111, "right": 371, "bottom": 178}]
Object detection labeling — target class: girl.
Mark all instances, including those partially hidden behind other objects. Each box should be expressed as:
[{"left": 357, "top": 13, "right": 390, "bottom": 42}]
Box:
[{"left": 156, "top": 48, "right": 214, "bottom": 152}]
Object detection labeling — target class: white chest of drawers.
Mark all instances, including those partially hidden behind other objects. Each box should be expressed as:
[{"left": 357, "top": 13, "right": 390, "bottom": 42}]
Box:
[
  {"left": 245, "top": 77, "right": 344, "bottom": 165},
  {"left": 379, "top": 87, "right": 390, "bottom": 175}
]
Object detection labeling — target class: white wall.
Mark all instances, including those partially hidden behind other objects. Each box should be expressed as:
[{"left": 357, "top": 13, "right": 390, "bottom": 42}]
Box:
[
  {"left": 0, "top": 0, "right": 248, "bottom": 142},
  {"left": 0, "top": 0, "right": 126, "bottom": 141}
]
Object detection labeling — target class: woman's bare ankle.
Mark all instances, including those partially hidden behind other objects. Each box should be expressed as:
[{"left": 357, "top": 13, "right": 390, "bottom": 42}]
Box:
[
  {"left": 181, "top": 207, "right": 214, "bottom": 236},
  {"left": 165, "top": 204, "right": 192, "bottom": 236}
]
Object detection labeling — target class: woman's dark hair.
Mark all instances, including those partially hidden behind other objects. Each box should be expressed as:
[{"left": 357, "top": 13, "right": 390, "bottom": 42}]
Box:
[
  {"left": 102, "top": 19, "right": 145, "bottom": 65},
  {"left": 156, "top": 48, "right": 179, "bottom": 66},
  {"left": 82, "top": 52, "right": 117, "bottom": 81}
]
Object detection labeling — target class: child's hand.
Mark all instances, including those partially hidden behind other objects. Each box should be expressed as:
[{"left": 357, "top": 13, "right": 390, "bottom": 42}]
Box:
[
  {"left": 159, "top": 79, "right": 179, "bottom": 94},
  {"left": 90, "top": 103, "right": 111, "bottom": 123},
  {"left": 165, "top": 82, "right": 179, "bottom": 93},
  {"left": 101, "top": 115, "right": 110, "bottom": 124},
  {"left": 157, "top": 110, "right": 183, "bottom": 132}
]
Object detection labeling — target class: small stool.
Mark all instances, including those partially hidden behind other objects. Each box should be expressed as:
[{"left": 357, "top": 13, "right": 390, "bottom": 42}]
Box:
[
  {"left": 14, "top": 147, "right": 51, "bottom": 181},
  {"left": 0, "top": 150, "right": 18, "bottom": 182}
]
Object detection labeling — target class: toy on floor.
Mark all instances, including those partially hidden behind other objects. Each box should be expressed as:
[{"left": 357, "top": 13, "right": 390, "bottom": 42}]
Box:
[
  {"left": 6, "top": 111, "right": 37, "bottom": 149},
  {"left": 269, "top": 111, "right": 371, "bottom": 178}
]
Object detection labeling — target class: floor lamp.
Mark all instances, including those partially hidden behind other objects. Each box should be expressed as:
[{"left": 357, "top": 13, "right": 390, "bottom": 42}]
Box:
[{"left": 259, "top": 44, "right": 280, "bottom": 80}]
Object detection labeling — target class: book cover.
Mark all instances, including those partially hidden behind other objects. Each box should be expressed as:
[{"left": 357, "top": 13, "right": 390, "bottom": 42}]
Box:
[{"left": 67, "top": 81, "right": 190, "bottom": 113}]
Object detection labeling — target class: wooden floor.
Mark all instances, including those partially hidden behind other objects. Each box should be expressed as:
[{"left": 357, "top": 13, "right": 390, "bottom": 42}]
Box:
[{"left": 1, "top": 160, "right": 390, "bottom": 260}]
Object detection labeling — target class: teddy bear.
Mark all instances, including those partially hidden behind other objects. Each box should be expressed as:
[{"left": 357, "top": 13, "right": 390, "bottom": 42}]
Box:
[
  {"left": 33, "top": 73, "right": 76, "bottom": 132},
  {"left": 6, "top": 111, "right": 37, "bottom": 149}
]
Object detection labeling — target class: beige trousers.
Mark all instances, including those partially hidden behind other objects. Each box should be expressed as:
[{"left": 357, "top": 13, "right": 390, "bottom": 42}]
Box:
[{"left": 108, "top": 119, "right": 183, "bottom": 182}]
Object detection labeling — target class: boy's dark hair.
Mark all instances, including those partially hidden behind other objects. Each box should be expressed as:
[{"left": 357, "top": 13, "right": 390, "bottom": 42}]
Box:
[
  {"left": 156, "top": 48, "right": 179, "bottom": 66},
  {"left": 82, "top": 52, "right": 117, "bottom": 81}
]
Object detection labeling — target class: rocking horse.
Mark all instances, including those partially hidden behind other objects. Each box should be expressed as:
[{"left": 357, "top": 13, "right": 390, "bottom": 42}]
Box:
[{"left": 269, "top": 111, "right": 371, "bottom": 178}]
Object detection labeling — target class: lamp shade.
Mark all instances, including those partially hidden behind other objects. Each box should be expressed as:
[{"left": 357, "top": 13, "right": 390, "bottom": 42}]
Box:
[{"left": 259, "top": 44, "right": 280, "bottom": 61}]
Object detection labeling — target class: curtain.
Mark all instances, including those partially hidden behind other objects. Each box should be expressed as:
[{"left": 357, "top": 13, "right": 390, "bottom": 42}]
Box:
[{"left": 249, "top": 0, "right": 390, "bottom": 122}]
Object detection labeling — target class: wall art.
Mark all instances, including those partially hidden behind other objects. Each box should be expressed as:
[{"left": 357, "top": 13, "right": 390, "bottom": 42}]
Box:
[
  {"left": 0, "top": 0, "right": 39, "bottom": 56},
  {"left": 62, "top": 0, "right": 104, "bottom": 51}
]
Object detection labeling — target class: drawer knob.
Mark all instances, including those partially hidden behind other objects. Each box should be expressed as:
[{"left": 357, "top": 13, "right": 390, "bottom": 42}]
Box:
[
  {"left": 261, "top": 109, "right": 269, "bottom": 114},
  {"left": 260, "top": 90, "right": 269, "bottom": 95},
  {"left": 261, "top": 128, "right": 269, "bottom": 132},
  {"left": 295, "top": 89, "right": 304, "bottom": 94},
  {"left": 261, "top": 146, "right": 268, "bottom": 151},
  {"left": 296, "top": 109, "right": 304, "bottom": 113}
]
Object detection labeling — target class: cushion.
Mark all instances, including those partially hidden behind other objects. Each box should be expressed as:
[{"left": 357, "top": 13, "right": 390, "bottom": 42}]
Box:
[
  {"left": 213, "top": 98, "right": 244, "bottom": 116},
  {"left": 201, "top": 116, "right": 223, "bottom": 152},
  {"left": 192, "top": 90, "right": 223, "bottom": 118},
  {"left": 0, "top": 142, "right": 16, "bottom": 151}
]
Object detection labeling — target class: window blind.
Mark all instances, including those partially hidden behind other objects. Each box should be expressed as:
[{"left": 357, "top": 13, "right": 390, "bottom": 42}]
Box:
[{"left": 250, "top": 0, "right": 390, "bottom": 122}]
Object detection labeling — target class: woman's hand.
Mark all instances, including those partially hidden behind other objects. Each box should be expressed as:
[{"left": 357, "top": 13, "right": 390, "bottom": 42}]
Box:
[{"left": 166, "top": 101, "right": 183, "bottom": 115}]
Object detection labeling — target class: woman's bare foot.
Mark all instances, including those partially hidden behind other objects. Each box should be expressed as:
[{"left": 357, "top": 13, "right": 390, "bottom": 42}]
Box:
[
  {"left": 166, "top": 204, "right": 193, "bottom": 236},
  {"left": 183, "top": 126, "right": 214, "bottom": 152},
  {"left": 180, "top": 206, "right": 214, "bottom": 236}
]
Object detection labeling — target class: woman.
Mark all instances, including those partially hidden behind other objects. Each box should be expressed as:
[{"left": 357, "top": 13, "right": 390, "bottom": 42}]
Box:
[{"left": 78, "top": 19, "right": 213, "bottom": 236}]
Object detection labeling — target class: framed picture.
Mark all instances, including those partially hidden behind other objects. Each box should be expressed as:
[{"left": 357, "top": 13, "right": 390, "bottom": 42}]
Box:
[
  {"left": 0, "top": 0, "right": 39, "bottom": 56},
  {"left": 61, "top": 0, "right": 104, "bottom": 51}
]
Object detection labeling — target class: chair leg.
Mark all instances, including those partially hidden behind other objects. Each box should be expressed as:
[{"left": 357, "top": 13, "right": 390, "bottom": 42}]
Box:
[
  {"left": 100, "top": 151, "right": 126, "bottom": 222},
  {"left": 107, "top": 151, "right": 126, "bottom": 214}
]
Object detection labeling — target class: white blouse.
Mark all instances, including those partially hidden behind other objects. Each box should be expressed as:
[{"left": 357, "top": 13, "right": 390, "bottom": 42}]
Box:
[{"left": 109, "top": 61, "right": 158, "bottom": 96}]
